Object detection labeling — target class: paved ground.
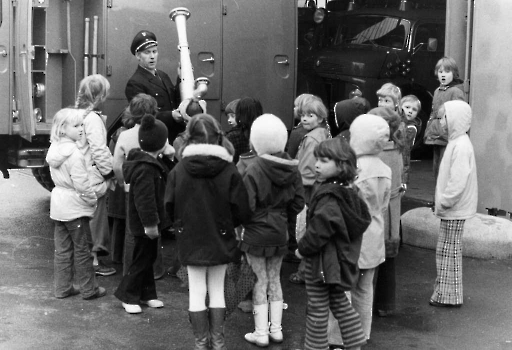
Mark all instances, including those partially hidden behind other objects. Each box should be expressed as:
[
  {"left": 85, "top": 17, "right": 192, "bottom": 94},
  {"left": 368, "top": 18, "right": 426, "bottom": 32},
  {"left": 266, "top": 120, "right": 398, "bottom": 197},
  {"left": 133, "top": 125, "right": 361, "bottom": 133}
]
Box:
[{"left": 2, "top": 161, "right": 512, "bottom": 350}]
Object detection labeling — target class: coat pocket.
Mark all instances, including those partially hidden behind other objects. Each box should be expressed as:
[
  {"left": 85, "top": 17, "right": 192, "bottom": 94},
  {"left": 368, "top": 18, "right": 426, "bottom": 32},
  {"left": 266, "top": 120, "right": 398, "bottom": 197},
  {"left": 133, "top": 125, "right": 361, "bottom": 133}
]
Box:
[{"left": 88, "top": 165, "right": 107, "bottom": 198}]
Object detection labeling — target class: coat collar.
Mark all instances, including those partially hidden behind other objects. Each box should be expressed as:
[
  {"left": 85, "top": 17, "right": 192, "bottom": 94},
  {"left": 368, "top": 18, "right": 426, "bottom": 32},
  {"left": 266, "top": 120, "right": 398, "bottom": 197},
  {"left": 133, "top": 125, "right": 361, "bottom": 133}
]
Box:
[{"left": 182, "top": 144, "right": 233, "bottom": 163}]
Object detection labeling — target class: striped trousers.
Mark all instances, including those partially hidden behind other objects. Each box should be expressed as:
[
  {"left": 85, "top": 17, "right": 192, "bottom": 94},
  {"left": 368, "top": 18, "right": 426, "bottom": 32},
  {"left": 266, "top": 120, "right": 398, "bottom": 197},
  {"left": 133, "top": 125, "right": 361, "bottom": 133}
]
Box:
[
  {"left": 431, "top": 219, "right": 465, "bottom": 305},
  {"left": 304, "top": 262, "right": 366, "bottom": 349}
]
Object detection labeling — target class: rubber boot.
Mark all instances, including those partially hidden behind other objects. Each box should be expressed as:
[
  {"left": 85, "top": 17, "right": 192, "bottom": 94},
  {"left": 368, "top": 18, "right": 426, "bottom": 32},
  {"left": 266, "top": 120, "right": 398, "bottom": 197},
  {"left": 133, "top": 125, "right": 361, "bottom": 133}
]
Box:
[
  {"left": 269, "top": 300, "right": 283, "bottom": 343},
  {"left": 209, "top": 307, "right": 227, "bottom": 350},
  {"left": 189, "top": 310, "right": 210, "bottom": 350},
  {"left": 244, "top": 303, "right": 269, "bottom": 347}
]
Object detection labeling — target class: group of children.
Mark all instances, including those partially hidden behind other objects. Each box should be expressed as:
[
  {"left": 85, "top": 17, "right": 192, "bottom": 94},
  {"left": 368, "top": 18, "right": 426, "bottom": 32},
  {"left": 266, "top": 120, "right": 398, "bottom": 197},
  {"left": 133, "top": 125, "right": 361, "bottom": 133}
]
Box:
[{"left": 46, "top": 55, "right": 476, "bottom": 350}]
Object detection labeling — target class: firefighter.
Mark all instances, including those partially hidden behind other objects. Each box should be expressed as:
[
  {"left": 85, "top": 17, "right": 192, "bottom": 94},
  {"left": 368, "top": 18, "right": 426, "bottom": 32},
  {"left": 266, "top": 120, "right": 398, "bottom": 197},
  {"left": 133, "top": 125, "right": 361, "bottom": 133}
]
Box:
[{"left": 125, "top": 30, "right": 184, "bottom": 144}]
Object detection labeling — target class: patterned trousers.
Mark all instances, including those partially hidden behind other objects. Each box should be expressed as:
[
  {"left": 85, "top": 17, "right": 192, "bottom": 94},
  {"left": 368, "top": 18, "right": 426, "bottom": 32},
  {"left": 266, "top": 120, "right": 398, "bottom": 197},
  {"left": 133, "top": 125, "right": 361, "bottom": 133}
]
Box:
[
  {"left": 246, "top": 254, "right": 283, "bottom": 305},
  {"left": 431, "top": 219, "right": 465, "bottom": 305},
  {"left": 304, "top": 261, "right": 366, "bottom": 350}
]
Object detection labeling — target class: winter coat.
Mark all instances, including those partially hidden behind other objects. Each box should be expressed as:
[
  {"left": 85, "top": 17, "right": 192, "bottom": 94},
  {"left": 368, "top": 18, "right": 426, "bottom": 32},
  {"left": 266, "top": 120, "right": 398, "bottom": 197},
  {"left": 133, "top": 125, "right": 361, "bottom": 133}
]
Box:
[
  {"left": 435, "top": 101, "right": 477, "bottom": 220},
  {"left": 239, "top": 152, "right": 305, "bottom": 257},
  {"left": 76, "top": 109, "right": 113, "bottom": 198},
  {"left": 46, "top": 139, "right": 97, "bottom": 221},
  {"left": 113, "top": 124, "right": 141, "bottom": 192},
  {"left": 298, "top": 180, "right": 371, "bottom": 289},
  {"left": 236, "top": 150, "right": 257, "bottom": 175},
  {"left": 424, "top": 79, "right": 465, "bottom": 146},
  {"left": 226, "top": 125, "right": 250, "bottom": 164},
  {"left": 403, "top": 116, "right": 422, "bottom": 184},
  {"left": 379, "top": 141, "right": 403, "bottom": 258},
  {"left": 123, "top": 149, "right": 167, "bottom": 236},
  {"left": 350, "top": 114, "right": 392, "bottom": 269},
  {"left": 125, "top": 66, "right": 183, "bottom": 144},
  {"left": 296, "top": 126, "right": 330, "bottom": 187},
  {"left": 164, "top": 144, "right": 252, "bottom": 266},
  {"left": 286, "top": 124, "right": 308, "bottom": 159}
]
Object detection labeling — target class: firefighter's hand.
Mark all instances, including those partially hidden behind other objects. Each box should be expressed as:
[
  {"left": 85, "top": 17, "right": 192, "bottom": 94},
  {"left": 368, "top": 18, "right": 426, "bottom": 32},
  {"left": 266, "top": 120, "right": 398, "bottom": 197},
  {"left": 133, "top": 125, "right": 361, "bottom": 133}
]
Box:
[
  {"left": 144, "top": 226, "right": 160, "bottom": 240},
  {"left": 172, "top": 109, "right": 184, "bottom": 123},
  {"left": 162, "top": 142, "right": 175, "bottom": 159},
  {"left": 295, "top": 249, "right": 303, "bottom": 260}
]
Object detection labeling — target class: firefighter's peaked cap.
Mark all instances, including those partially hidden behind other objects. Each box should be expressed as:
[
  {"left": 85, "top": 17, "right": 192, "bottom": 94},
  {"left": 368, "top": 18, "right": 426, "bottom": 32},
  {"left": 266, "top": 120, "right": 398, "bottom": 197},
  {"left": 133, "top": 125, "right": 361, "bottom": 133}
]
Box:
[{"left": 130, "top": 30, "right": 158, "bottom": 55}]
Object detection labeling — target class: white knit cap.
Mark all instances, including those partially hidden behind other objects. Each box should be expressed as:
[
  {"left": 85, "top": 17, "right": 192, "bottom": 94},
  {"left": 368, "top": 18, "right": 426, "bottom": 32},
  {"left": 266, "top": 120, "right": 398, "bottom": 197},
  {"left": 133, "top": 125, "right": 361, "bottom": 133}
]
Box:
[{"left": 250, "top": 114, "right": 288, "bottom": 155}]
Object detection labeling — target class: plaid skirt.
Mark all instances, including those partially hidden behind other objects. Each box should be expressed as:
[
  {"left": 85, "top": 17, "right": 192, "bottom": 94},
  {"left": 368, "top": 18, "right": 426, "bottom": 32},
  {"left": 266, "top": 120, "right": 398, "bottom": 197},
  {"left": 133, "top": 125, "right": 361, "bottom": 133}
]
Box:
[{"left": 431, "top": 219, "right": 465, "bottom": 305}]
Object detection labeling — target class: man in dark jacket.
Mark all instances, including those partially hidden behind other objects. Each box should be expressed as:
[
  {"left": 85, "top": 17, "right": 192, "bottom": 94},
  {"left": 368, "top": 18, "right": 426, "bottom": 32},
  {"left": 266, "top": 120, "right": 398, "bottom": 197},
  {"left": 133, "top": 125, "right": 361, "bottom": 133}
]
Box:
[{"left": 125, "top": 30, "right": 184, "bottom": 144}]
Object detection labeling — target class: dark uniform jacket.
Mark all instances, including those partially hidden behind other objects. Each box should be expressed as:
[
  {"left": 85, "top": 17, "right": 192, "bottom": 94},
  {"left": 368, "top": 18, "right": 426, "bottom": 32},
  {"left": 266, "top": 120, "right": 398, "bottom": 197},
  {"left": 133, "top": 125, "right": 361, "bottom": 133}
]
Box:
[
  {"left": 298, "top": 180, "right": 371, "bottom": 290},
  {"left": 125, "top": 65, "right": 184, "bottom": 143},
  {"left": 123, "top": 149, "right": 167, "bottom": 236},
  {"left": 164, "top": 144, "right": 252, "bottom": 266}
]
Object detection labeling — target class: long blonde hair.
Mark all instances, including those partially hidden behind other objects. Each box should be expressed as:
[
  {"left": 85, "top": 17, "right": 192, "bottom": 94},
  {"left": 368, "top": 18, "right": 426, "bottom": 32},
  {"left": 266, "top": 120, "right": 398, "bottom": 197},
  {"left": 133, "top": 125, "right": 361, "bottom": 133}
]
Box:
[
  {"left": 75, "top": 74, "right": 110, "bottom": 115},
  {"left": 50, "top": 108, "right": 83, "bottom": 143}
]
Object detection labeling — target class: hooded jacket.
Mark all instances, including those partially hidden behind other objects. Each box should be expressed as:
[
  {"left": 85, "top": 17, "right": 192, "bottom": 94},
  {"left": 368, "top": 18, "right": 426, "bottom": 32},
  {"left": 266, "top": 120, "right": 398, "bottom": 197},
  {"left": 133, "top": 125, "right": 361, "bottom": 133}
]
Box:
[
  {"left": 424, "top": 78, "right": 466, "bottom": 146},
  {"left": 76, "top": 110, "right": 113, "bottom": 197},
  {"left": 164, "top": 144, "right": 252, "bottom": 266},
  {"left": 46, "top": 139, "right": 97, "bottom": 221},
  {"left": 123, "top": 148, "right": 167, "bottom": 236},
  {"left": 298, "top": 181, "right": 371, "bottom": 289},
  {"left": 350, "top": 114, "right": 392, "bottom": 269},
  {"left": 435, "top": 101, "right": 477, "bottom": 219},
  {"left": 240, "top": 152, "right": 305, "bottom": 256},
  {"left": 334, "top": 96, "right": 371, "bottom": 136}
]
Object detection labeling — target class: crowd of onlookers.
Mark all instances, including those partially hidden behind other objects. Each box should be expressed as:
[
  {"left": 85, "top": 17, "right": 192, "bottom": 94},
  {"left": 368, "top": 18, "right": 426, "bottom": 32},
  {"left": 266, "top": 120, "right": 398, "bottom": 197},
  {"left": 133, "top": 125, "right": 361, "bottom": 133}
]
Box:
[{"left": 45, "top": 54, "right": 477, "bottom": 350}]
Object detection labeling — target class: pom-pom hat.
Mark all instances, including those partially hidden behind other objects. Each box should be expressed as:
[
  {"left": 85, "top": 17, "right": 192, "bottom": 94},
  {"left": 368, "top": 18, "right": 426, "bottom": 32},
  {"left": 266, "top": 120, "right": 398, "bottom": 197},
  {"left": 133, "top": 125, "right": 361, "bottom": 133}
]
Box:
[
  {"left": 250, "top": 114, "right": 288, "bottom": 155},
  {"left": 139, "top": 114, "right": 168, "bottom": 152},
  {"left": 130, "top": 30, "right": 158, "bottom": 55}
]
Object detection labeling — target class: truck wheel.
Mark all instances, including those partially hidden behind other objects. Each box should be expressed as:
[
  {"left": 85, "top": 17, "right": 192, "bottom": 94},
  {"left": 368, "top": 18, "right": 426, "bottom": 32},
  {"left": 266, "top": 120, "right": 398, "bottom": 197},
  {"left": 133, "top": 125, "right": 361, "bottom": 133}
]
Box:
[{"left": 32, "top": 167, "right": 55, "bottom": 191}]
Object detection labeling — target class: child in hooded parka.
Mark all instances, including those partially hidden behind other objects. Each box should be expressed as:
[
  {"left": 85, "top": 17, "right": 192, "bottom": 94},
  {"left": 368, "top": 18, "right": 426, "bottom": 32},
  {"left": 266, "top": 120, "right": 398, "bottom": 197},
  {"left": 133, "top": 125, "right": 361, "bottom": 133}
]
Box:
[{"left": 241, "top": 114, "right": 305, "bottom": 347}]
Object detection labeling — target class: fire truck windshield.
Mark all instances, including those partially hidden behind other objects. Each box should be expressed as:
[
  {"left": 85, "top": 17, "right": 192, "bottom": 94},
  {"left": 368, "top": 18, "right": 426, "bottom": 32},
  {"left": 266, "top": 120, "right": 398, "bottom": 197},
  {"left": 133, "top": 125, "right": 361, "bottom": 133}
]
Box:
[{"left": 334, "top": 15, "right": 410, "bottom": 49}]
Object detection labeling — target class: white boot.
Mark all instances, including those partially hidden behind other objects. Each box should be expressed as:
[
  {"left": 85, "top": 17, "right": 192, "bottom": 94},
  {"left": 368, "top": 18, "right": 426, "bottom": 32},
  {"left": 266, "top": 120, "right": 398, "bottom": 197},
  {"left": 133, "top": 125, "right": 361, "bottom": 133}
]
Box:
[
  {"left": 269, "top": 300, "right": 283, "bottom": 343},
  {"left": 244, "top": 303, "right": 269, "bottom": 347}
]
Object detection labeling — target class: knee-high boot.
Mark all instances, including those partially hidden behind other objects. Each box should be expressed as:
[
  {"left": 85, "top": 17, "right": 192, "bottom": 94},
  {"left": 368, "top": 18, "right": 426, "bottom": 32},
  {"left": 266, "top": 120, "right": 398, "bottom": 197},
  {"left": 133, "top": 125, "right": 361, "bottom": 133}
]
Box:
[
  {"left": 209, "top": 307, "right": 227, "bottom": 350},
  {"left": 189, "top": 310, "right": 210, "bottom": 350},
  {"left": 244, "top": 303, "right": 269, "bottom": 347},
  {"left": 269, "top": 300, "right": 283, "bottom": 343}
]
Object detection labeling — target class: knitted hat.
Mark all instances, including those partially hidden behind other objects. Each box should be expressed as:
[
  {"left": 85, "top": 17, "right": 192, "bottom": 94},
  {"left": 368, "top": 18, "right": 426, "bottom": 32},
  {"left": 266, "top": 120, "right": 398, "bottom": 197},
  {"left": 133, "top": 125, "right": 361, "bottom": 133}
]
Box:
[
  {"left": 250, "top": 114, "right": 288, "bottom": 155},
  {"left": 368, "top": 107, "right": 401, "bottom": 136},
  {"left": 139, "top": 114, "right": 168, "bottom": 152},
  {"left": 130, "top": 30, "right": 158, "bottom": 55}
]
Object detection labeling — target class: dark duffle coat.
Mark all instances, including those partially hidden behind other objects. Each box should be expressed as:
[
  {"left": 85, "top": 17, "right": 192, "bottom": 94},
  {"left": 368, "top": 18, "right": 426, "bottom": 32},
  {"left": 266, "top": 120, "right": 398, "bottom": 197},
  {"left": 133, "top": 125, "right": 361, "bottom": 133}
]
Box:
[{"left": 164, "top": 143, "right": 252, "bottom": 266}]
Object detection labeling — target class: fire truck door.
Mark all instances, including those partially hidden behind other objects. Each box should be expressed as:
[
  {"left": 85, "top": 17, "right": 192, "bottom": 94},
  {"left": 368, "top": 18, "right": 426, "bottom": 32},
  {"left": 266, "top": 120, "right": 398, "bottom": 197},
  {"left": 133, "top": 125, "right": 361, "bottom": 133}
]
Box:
[
  {"left": 0, "top": 0, "right": 10, "bottom": 135},
  {"left": 221, "top": 0, "right": 297, "bottom": 129},
  {"left": 14, "top": 0, "right": 35, "bottom": 141}
]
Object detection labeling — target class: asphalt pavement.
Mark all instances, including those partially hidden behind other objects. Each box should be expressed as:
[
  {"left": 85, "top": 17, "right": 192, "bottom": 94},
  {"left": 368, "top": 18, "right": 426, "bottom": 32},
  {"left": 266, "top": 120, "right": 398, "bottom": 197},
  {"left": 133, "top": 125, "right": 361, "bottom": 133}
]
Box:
[{"left": 1, "top": 160, "right": 512, "bottom": 350}]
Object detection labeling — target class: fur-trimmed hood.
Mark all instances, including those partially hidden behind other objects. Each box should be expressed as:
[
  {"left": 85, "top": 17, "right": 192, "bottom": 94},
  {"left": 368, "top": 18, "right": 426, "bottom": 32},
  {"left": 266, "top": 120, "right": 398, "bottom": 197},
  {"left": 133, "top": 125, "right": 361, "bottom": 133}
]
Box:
[
  {"left": 251, "top": 152, "right": 299, "bottom": 187},
  {"left": 181, "top": 143, "right": 233, "bottom": 178}
]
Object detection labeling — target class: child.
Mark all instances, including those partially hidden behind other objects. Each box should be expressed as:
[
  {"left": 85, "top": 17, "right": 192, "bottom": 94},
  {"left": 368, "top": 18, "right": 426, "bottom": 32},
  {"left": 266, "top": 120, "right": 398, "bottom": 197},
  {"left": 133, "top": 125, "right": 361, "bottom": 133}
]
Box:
[
  {"left": 164, "top": 113, "right": 252, "bottom": 349},
  {"left": 429, "top": 100, "right": 477, "bottom": 307},
  {"left": 376, "top": 83, "right": 402, "bottom": 112},
  {"left": 225, "top": 98, "right": 240, "bottom": 129},
  {"left": 226, "top": 97, "right": 263, "bottom": 164},
  {"left": 75, "top": 74, "right": 116, "bottom": 277},
  {"left": 367, "top": 107, "right": 405, "bottom": 318},
  {"left": 172, "top": 97, "right": 207, "bottom": 162},
  {"left": 297, "top": 137, "right": 371, "bottom": 350},
  {"left": 289, "top": 93, "right": 330, "bottom": 285},
  {"left": 424, "top": 57, "right": 466, "bottom": 183},
  {"left": 46, "top": 108, "right": 106, "bottom": 300},
  {"left": 241, "top": 114, "right": 305, "bottom": 347},
  {"left": 400, "top": 95, "right": 422, "bottom": 185},
  {"left": 114, "top": 114, "right": 169, "bottom": 314},
  {"left": 349, "top": 114, "right": 391, "bottom": 340},
  {"left": 334, "top": 94, "right": 371, "bottom": 140},
  {"left": 112, "top": 93, "right": 172, "bottom": 278}
]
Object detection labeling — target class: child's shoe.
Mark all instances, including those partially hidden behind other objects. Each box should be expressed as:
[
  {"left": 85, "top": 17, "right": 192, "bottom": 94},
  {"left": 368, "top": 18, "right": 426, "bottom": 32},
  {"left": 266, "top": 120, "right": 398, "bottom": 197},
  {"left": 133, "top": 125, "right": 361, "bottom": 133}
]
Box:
[
  {"left": 83, "top": 287, "right": 107, "bottom": 300},
  {"left": 141, "top": 299, "right": 164, "bottom": 308},
  {"left": 55, "top": 287, "right": 80, "bottom": 299},
  {"left": 122, "top": 302, "right": 142, "bottom": 314}
]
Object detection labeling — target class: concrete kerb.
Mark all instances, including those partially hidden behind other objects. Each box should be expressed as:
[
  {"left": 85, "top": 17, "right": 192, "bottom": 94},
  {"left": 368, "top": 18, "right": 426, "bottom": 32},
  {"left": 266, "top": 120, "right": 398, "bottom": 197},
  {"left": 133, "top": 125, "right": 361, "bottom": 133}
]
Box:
[{"left": 402, "top": 207, "right": 512, "bottom": 260}]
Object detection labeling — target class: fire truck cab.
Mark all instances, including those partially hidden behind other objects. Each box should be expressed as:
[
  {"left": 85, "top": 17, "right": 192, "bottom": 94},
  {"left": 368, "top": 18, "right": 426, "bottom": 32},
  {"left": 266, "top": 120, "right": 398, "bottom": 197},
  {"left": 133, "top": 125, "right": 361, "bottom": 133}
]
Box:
[{"left": 0, "top": 0, "right": 297, "bottom": 189}]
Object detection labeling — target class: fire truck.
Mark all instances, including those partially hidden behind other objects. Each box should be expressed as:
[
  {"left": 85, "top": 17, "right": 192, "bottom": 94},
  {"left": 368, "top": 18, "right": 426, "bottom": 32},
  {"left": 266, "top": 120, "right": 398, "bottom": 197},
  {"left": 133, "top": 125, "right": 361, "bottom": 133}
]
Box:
[
  {"left": 307, "top": 0, "right": 447, "bottom": 148},
  {"left": 0, "top": 0, "right": 297, "bottom": 190}
]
